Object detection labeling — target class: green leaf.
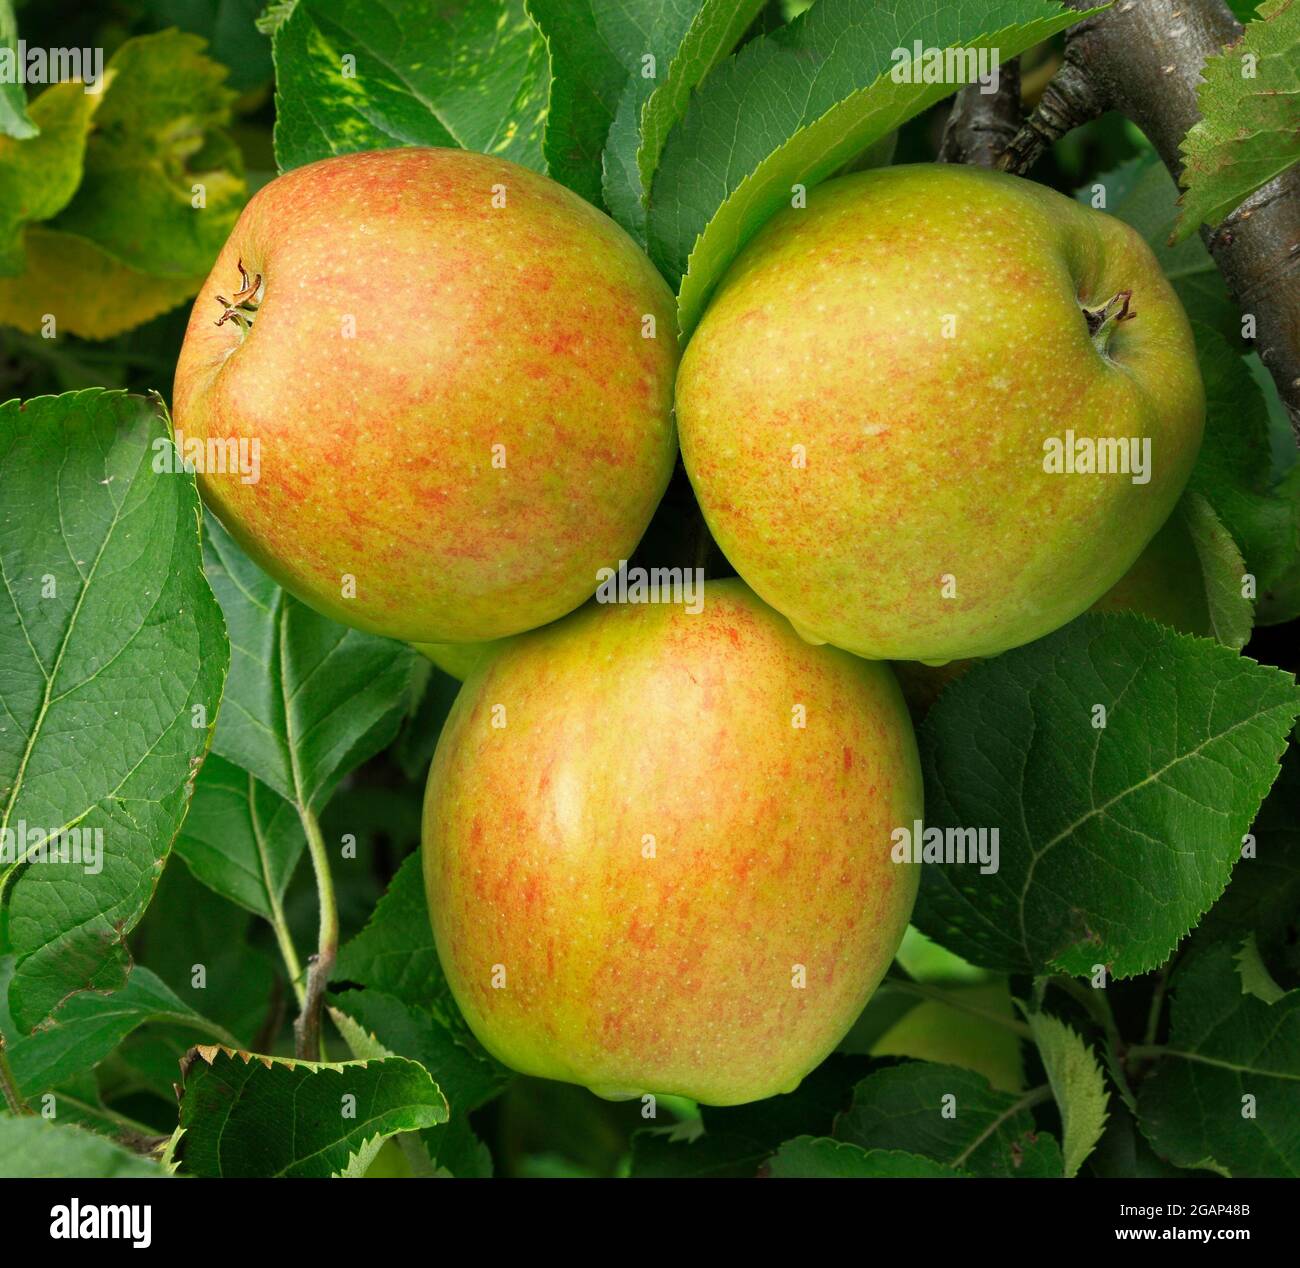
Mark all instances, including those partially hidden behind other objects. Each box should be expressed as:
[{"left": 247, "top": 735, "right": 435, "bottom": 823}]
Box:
[
  {"left": 0, "top": 80, "right": 102, "bottom": 274},
  {"left": 328, "top": 991, "right": 507, "bottom": 1176},
  {"left": 50, "top": 31, "right": 247, "bottom": 278},
  {"left": 1088, "top": 1099, "right": 1218, "bottom": 1177},
  {"left": 147, "top": 0, "right": 276, "bottom": 94},
  {"left": 1186, "top": 321, "right": 1300, "bottom": 620},
  {"left": 1179, "top": 492, "right": 1254, "bottom": 649},
  {"left": 650, "top": 0, "right": 1090, "bottom": 332},
  {"left": 129, "top": 854, "right": 281, "bottom": 1044},
  {"left": 271, "top": 0, "right": 549, "bottom": 174},
  {"left": 1190, "top": 743, "right": 1300, "bottom": 987},
  {"left": 602, "top": 0, "right": 766, "bottom": 243},
  {"left": 392, "top": 664, "right": 459, "bottom": 784},
  {"left": 1137, "top": 941, "right": 1300, "bottom": 1176},
  {"left": 630, "top": 1054, "right": 871, "bottom": 1177},
  {"left": 0, "top": 0, "right": 36, "bottom": 139},
  {"left": 333, "top": 850, "right": 448, "bottom": 1009},
  {"left": 766, "top": 1135, "right": 967, "bottom": 1177},
  {"left": 174, "top": 753, "right": 306, "bottom": 921},
  {"left": 1025, "top": 1011, "right": 1109, "bottom": 1176},
  {"left": 0, "top": 1115, "right": 167, "bottom": 1178},
  {"left": 524, "top": 0, "right": 637, "bottom": 205},
  {"left": 174, "top": 1044, "right": 448, "bottom": 1177},
  {"left": 1, "top": 964, "right": 226, "bottom": 1098},
  {"left": 1175, "top": 0, "right": 1300, "bottom": 240},
  {"left": 202, "top": 513, "right": 422, "bottom": 817},
  {"left": 835, "top": 1062, "right": 1063, "bottom": 1177},
  {"left": 0, "top": 390, "right": 228, "bottom": 1032},
  {"left": 913, "top": 613, "right": 1299, "bottom": 978}
]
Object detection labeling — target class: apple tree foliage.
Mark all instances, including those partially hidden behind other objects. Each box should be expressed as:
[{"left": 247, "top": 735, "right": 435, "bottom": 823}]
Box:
[{"left": 1, "top": 0, "right": 1298, "bottom": 1180}]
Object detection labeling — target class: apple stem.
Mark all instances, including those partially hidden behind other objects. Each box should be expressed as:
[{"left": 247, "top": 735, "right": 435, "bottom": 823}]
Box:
[
  {"left": 1081, "top": 288, "right": 1135, "bottom": 354},
  {"left": 213, "top": 257, "right": 264, "bottom": 332}
]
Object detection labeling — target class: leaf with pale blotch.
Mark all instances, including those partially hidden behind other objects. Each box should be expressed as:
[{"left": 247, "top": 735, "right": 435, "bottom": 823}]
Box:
[
  {"left": 175, "top": 1044, "right": 447, "bottom": 1177},
  {"left": 649, "top": 0, "right": 1092, "bottom": 333},
  {"left": 913, "top": 614, "right": 1299, "bottom": 979},
  {"left": 271, "top": 0, "right": 548, "bottom": 174},
  {"left": 1175, "top": 0, "right": 1300, "bottom": 240},
  {"left": 1025, "top": 1011, "right": 1109, "bottom": 1177},
  {"left": 1137, "top": 941, "right": 1300, "bottom": 1176},
  {"left": 0, "top": 391, "right": 227, "bottom": 1032}
]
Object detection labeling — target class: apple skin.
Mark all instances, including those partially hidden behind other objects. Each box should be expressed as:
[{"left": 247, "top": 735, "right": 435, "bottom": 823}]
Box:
[
  {"left": 422, "top": 579, "right": 922, "bottom": 1105},
  {"left": 173, "top": 147, "right": 678, "bottom": 643},
  {"left": 894, "top": 506, "right": 1212, "bottom": 714},
  {"left": 413, "top": 639, "right": 508, "bottom": 681},
  {"left": 676, "top": 163, "right": 1204, "bottom": 663}
]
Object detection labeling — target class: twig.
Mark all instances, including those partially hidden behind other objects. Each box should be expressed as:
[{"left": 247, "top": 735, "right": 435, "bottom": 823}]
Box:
[
  {"left": 939, "top": 60, "right": 1023, "bottom": 168},
  {"left": 997, "top": 45, "right": 1104, "bottom": 174},
  {"left": 293, "top": 805, "right": 338, "bottom": 1060}
]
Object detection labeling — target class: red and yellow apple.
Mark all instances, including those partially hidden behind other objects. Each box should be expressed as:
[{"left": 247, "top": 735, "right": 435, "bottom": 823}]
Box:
[
  {"left": 676, "top": 164, "right": 1204, "bottom": 663},
  {"left": 422, "top": 580, "right": 922, "bottom": 1105},
  {"left": 173, "top": 147, "right": 678, "bottom": 643}
]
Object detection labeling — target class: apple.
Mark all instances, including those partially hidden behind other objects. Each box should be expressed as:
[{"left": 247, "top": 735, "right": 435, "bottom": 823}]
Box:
[
  {"left": 414, "top": 639, "right": 507, "bottom": 681},
  {"left": 422, "top": 579, "right": 922, "bottom": 1105},
  {"left": 894, "top": 506, "right": 1212, "bottom": 714},
  {"left": 173, "top": 147, "right": 678, "bottom": 643},
  {"left": 675, "top": 164, "right": 1204, "bottom": 663}
]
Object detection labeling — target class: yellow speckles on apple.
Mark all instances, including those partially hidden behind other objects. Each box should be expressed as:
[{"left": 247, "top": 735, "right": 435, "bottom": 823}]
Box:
[{"left": 422, "top": 580, "right": 922, "bottom": 1105}]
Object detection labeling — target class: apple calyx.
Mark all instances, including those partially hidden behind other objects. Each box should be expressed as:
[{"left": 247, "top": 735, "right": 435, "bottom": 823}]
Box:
[
  {"left": 214, "top": 257, "right": 264, "bottom": 333},
  {"left": 1081, "top": 288, "right": 1136, "bottom": 357}
]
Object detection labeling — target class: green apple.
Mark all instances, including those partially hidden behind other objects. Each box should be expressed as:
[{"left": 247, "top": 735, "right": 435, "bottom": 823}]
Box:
[
  {"left": 422, "top": 579, "right": 922, "bottom": 1105},
  {"left": 676, "top": 163, "right": 1204, "bottom": 663},
  {"left": 894, "top": 506, "right": 1212, "bottom": 714},
  {"left": 173, "top": 147, "right": 678, "bottom": 643}
]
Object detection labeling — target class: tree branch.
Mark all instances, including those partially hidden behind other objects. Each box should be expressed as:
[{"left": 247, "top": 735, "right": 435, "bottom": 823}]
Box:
[
  {"left": 939, "top": 60, "right": 1023, "bottom": 167},
  {"left": 1002, "top": 0, "right": 1300, "bottom": 436}
]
